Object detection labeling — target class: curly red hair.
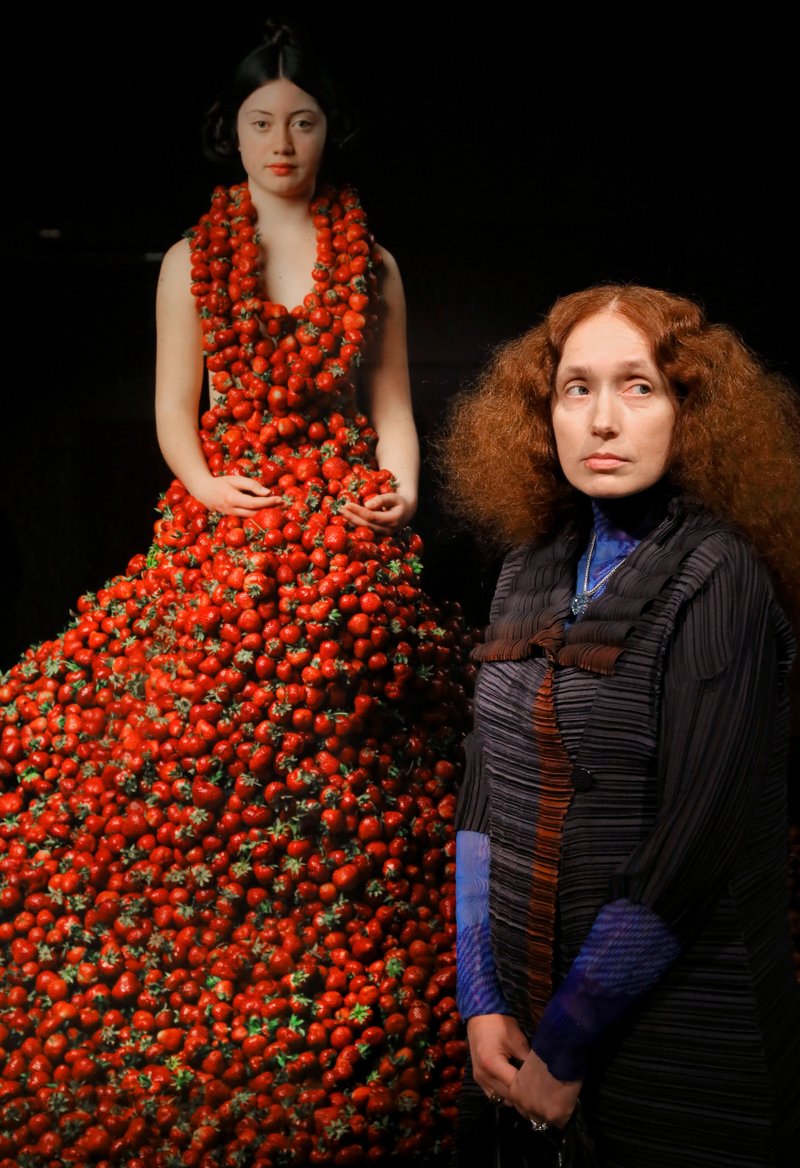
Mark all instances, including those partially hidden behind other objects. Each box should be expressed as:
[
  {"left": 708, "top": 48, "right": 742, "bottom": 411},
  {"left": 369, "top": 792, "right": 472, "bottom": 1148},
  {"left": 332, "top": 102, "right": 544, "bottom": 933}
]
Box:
[{"left": 438, "top": 283, "right": 800, "bottom": 623}]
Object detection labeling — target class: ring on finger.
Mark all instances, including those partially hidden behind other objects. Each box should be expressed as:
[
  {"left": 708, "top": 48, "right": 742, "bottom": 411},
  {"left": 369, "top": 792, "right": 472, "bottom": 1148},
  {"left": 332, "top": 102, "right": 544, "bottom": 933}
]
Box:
[
  {"left": 529, "top": 1117, "right": 550, "bottom": 1133},
  {"left": 489, "top": 1091, "right": 502, "bottom": 1105}
]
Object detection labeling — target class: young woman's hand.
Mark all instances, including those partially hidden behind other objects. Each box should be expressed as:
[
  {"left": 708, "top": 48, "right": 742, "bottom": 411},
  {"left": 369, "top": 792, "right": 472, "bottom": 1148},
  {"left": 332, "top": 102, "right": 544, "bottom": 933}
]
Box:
[
  {"left": 193, "top": 475, "right": 283, "bottom": 517},
  {"left": 466, "top": 1014, "right": 531, "bottom": 1102},
  {"left": 338, "top": 492, "right": 416, "bottom": 534}
]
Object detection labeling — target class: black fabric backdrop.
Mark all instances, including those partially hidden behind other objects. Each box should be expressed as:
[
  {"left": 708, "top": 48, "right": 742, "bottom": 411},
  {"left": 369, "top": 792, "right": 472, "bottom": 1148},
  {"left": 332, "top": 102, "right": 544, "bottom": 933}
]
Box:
[{"left": 7, "top": 9, "right": 797, "bottom": 664}]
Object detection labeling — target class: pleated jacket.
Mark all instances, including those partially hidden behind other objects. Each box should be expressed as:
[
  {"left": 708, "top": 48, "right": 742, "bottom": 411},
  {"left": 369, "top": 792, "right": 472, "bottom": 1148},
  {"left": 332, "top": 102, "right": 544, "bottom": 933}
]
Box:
[{"left": 456, "top": 494, "right": 800, "bottom": 1167}]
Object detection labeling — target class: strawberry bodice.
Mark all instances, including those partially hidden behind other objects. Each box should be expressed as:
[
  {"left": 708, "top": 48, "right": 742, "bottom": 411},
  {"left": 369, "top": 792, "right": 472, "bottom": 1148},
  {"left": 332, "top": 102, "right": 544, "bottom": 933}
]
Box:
[{"left": 190, "top": 182, "right": 382, "bottom": 477}]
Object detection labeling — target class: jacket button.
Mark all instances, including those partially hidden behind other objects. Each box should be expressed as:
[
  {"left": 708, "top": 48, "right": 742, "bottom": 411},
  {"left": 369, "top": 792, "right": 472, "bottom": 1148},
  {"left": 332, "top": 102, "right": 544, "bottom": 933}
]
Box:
[{"left": 571, "top": 766, "right": 594, "bottom": 791}]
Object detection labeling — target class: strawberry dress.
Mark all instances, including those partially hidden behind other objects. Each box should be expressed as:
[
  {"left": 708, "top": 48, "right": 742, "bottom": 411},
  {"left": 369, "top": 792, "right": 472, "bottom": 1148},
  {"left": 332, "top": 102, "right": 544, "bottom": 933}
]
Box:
[{"left": 0, "top": 184, "right": 473, "bottom": 1167}]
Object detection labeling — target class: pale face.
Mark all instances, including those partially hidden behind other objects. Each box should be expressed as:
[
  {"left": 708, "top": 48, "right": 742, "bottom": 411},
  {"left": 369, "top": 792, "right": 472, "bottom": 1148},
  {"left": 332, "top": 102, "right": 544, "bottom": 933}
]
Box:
[
  {"left": 236, "top": 78, "right": 327, "bottom": 201},
  {"left": 551, "top": 310, "right": 678, "bottom": 499}
]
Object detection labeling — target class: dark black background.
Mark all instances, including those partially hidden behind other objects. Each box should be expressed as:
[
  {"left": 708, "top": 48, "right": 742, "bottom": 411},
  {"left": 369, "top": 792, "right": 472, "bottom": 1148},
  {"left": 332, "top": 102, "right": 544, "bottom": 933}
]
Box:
[{"left": 6, "top": 7, "right": 798, "bottom": 667}]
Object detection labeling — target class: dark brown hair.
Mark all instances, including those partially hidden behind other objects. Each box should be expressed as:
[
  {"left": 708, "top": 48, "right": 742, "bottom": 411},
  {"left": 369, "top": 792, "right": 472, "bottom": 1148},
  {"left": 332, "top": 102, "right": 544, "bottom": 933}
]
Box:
[{"left": 201, "top": 20, "right": 356, "bottom": 175}]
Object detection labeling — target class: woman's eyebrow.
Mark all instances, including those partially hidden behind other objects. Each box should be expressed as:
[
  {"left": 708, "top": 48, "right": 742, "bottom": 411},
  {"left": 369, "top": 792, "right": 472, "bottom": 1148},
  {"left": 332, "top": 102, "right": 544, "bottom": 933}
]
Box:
[{"left": 558, "top": 360, "right": 653, "bottom": 380}]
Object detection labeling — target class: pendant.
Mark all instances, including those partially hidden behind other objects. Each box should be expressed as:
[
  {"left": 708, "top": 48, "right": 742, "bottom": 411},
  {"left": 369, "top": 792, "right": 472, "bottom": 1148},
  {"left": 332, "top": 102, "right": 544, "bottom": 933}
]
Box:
[{"left": 570, "top": 592, "right": 590, "bottom": 618}]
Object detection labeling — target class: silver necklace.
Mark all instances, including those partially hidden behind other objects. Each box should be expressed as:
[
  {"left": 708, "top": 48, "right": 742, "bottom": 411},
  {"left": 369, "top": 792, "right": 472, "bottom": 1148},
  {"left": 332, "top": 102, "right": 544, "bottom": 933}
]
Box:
[{"left": 570, "top": 532, "right": 631, "bottom": 618}]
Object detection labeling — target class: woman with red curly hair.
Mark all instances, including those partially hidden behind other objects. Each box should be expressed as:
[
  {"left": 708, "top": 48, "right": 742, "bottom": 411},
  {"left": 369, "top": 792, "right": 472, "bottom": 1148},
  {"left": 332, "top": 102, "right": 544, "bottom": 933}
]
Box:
[{"left": 442, "top": 284, "right": 800, "bottom": 1167}]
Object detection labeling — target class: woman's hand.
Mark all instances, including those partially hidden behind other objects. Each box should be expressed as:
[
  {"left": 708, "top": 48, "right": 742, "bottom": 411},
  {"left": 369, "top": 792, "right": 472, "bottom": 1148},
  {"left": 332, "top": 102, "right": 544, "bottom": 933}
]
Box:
[
  {"left": 338, "top": 492, "right": 416, "bottom": 534},
  {"left": 466, "top": 1014, "right": 531, "bottom": 1102},
  {"left": 193, "top": 475, "right": 283, "bottom": 517},
  {"left": 508, "top": 1049, "right": 582, "bottom": 1131}
]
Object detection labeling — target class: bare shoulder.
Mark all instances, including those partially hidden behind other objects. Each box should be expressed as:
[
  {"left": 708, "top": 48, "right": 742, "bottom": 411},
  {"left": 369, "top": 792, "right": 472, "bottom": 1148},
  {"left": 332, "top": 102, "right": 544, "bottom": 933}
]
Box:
[
  {"left": 158, "top": 237, "right": 193, "bottom": 289},
  {"left": 374, "top": 243, "right": 406, "bottom": 308},
  {"left": 156, "top": 238, "right": 196, "bottom": 318},
  {"left": 375, "top": 243, "right": 403, "bottom": 282}
]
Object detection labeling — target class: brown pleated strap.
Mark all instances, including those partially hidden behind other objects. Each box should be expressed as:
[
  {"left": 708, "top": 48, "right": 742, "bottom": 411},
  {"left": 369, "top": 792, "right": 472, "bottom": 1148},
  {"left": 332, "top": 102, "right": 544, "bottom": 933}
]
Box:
[{"left": 525, "top": 664, "right": 574, "bottom": 1027}]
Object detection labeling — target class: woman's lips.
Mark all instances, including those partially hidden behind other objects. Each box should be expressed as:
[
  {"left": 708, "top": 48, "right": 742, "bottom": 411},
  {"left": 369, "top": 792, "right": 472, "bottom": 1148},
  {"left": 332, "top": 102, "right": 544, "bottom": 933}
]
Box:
[
  {"left": 583, "top": 453, "right": 628, "bottom": 470},
  {"left": 269, "top": 165, "right": 295, "bottom": 175}
]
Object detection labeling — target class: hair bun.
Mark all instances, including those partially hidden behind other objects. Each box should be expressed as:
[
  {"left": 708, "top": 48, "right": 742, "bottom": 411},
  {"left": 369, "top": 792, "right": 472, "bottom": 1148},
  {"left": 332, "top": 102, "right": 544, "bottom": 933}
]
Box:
[{"left": 261, "top": 19, "right": 301, "bottom": 50}]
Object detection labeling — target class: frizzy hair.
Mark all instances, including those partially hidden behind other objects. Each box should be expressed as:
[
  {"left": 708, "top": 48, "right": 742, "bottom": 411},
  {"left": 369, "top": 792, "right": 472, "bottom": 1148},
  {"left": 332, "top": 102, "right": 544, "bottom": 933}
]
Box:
[{"left": 438, "top": 283, "right": 800, "bottom": 621}]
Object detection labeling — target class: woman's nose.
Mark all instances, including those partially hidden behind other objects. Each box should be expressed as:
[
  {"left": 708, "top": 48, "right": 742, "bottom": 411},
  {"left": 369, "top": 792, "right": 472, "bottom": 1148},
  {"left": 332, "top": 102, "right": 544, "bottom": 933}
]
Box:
[
  {"left": 590, "top": 392, "right": 620, "bottom": 436},
  {"left": 272, "top": 126, "right": 294, "bottom": 154}
]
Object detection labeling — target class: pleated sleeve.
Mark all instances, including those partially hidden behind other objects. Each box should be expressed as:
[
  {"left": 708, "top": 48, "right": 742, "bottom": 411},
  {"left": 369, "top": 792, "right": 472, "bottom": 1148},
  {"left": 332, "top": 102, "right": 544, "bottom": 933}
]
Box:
[{"left": 609, "top": 538, "right": 795, "bottom": 946}]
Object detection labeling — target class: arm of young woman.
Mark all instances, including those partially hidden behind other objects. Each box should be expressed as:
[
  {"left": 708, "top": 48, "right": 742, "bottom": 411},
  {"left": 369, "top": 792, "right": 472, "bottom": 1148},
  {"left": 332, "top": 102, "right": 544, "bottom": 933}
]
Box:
[
  {"left": 154, "top": 238, "right": 282, "bottom": 516},
  {"left": 338, "top": 247, "right": 419, "bottom": 535}
]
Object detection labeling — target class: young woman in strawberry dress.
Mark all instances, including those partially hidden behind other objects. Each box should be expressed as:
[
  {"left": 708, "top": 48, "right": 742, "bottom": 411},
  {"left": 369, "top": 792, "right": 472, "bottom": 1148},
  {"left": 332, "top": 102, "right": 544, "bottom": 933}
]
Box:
[{"left": 0, "top": 23, "right": 472, "bottom": 1167}]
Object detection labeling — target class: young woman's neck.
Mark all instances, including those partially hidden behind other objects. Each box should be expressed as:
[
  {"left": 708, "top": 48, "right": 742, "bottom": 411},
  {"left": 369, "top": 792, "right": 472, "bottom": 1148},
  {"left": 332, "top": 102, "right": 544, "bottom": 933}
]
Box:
[{"left": 247, "top": 186, "right": 316, "bottom": 235}]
